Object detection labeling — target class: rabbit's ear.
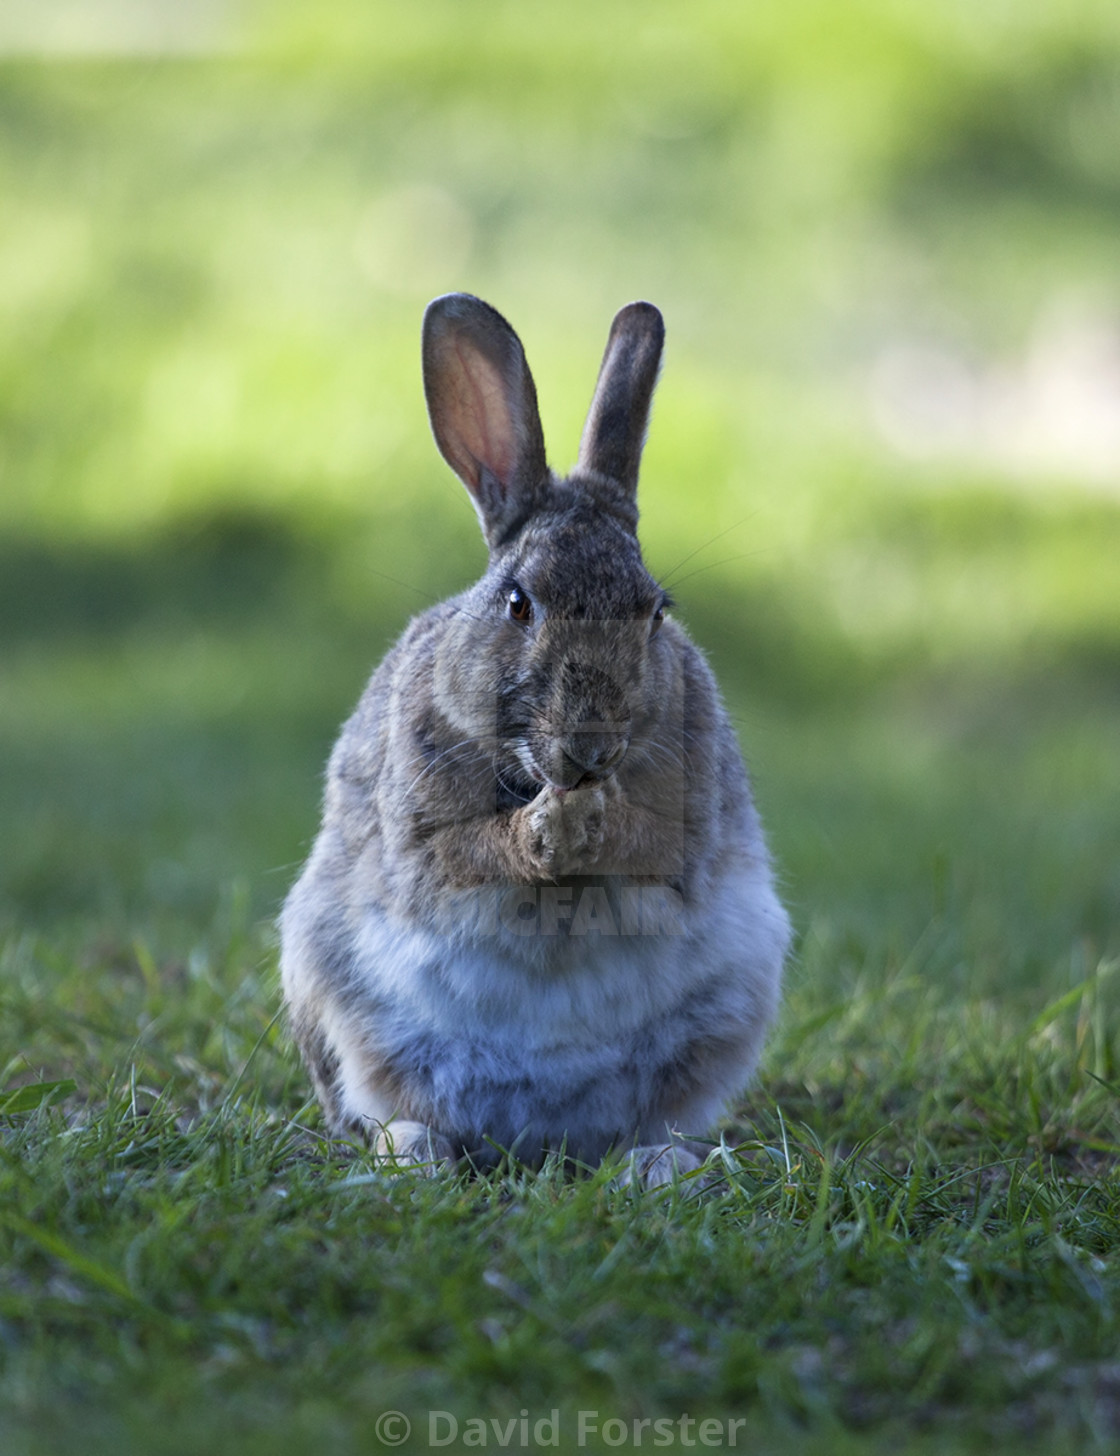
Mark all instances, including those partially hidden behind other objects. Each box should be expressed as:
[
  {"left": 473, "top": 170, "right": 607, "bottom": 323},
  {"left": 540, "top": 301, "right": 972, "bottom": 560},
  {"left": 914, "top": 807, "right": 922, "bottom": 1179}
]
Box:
[
  {"left": 423, "top": 294, "right": 548, "bottom": 546},
  {"left": 577, "top": 302, "right": 664, "bottom": 498}
]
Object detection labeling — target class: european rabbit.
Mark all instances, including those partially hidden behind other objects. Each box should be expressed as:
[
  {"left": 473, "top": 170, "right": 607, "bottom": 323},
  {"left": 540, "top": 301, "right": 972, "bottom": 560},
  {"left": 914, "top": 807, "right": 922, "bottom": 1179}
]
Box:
[{"left": 280, "top": 294, "right": 790, "bottom": 1186}]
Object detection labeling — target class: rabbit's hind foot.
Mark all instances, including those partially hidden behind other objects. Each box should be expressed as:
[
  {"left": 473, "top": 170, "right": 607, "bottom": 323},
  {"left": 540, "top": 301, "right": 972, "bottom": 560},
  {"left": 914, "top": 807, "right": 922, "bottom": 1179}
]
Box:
[
  {"left": 617, "top": 1140, "right": 708, "bottom": 1192},
  {"left": 373, "top": 1119, "right": 456, "bottom": 1174}
]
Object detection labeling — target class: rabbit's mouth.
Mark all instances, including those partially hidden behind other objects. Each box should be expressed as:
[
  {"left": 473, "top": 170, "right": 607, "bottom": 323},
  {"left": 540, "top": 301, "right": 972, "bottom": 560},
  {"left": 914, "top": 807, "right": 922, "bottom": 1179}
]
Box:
[{"left": 515, "top": 737, "right": 628, "bottom": 793}]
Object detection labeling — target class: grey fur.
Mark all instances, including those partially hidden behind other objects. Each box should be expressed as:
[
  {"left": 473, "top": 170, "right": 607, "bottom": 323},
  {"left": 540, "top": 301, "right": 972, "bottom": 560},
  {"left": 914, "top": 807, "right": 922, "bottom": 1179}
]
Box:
[{"left": 280, "top": 294, "right": 791, "bottom": 1186}]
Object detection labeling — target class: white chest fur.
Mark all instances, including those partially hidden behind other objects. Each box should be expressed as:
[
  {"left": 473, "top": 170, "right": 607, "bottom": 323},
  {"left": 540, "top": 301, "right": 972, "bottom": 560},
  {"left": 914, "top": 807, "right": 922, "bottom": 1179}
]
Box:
[{"left": 313, "top": 868, "right": 786, "bottom": 1160}]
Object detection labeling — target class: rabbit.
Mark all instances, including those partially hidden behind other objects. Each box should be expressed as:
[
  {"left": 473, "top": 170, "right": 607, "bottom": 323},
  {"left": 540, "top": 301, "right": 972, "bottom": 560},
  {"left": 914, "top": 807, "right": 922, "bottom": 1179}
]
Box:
[{"left": 279, "top": 293, "right": 791, "bottom": 1188}]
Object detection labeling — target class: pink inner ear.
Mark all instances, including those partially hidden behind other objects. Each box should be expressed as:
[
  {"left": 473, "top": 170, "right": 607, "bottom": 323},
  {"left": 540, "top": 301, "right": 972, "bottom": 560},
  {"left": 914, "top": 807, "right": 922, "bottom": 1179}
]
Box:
[{"left": 448, "top": 340, "right": 515, "bottom": 494}]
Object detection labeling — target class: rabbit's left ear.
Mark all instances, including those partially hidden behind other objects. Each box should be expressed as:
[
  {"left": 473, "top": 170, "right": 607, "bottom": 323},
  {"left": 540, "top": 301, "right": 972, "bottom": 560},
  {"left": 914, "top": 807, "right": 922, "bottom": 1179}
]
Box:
[
  {"left": 423, "top": 293, "right": 549, "bottom": 548},
  {"left": 577, "top": 301, "right": 664, "bottom": 497}
]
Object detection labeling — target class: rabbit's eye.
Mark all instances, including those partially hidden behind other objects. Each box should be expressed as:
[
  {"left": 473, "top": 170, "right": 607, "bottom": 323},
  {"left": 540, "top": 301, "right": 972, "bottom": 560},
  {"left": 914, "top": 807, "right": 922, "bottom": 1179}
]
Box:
[
  {"left": 507, "top": 587, "right": 533, "bottom": 624},
  {"left": 651, "top": 605, "right": 665, "bottom": 635}
]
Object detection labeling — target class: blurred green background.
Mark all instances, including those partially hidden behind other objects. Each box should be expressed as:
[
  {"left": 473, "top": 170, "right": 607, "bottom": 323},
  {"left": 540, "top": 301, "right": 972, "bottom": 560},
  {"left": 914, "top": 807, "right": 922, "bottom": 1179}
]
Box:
[{"left": 2, "top": 0, "right": 1119, "bottom": 1010}]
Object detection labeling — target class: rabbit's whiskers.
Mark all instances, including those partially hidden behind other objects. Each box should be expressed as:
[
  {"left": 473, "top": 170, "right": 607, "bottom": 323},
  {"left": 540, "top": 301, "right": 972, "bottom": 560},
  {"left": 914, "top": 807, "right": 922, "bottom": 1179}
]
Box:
[
  {"left": 494, "top": 766, "right": 539, "bottom": 805},
  {"left": 656, "top": 513, "right": 759, "bottom": 591},
  {"left": 401, "top": 736, "right": 497, "bottom": 798}
]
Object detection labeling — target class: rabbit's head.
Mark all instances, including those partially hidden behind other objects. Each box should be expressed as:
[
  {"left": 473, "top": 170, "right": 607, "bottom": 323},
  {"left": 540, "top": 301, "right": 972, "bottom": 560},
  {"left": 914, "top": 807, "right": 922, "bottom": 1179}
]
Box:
[{"left": 422, "top": 294, "right": 675, "bottom": 797}]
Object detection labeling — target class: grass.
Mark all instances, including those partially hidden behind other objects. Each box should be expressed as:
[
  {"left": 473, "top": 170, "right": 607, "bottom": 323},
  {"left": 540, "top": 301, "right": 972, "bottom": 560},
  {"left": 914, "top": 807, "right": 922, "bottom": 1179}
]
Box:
[
  {"left": 3, "top": 3, "right": 1120, "bottom": 1451},
  {"left": 2, "top": 929, "right": 1119, "bottom": 1454}
]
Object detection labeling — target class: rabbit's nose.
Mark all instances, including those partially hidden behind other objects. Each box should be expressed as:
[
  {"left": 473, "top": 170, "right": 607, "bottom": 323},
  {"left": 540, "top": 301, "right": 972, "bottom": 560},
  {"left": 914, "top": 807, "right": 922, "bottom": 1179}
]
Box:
[{"left": 564, "top": 730, "right": 629, "bottom": 777}]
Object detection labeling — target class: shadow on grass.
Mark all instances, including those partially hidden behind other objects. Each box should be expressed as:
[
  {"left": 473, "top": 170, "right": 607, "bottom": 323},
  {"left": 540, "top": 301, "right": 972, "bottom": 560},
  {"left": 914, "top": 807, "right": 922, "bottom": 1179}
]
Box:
[
  {"left": 1, "top": 504, "right": 1118, "bottom": 978},
  {"left": 0, "top": 509, "right": 323, "bottom": 644}
]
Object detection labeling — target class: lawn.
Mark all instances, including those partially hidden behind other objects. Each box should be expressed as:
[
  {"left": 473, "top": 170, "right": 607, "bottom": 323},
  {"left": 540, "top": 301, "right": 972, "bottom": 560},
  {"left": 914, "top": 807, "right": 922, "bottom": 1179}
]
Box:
[{"left": 2, "top": 3, "right": 1120, "bottom": 1452}]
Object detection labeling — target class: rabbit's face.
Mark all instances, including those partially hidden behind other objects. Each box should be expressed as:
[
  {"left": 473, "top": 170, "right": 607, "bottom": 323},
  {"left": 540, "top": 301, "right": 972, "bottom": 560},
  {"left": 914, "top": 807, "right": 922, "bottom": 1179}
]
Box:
[
  {"left": 479, "top": 491, "right": 670, "bottom": 793},
  {"left": 421, "top": 292, "right": 677, "bottom": 800}
]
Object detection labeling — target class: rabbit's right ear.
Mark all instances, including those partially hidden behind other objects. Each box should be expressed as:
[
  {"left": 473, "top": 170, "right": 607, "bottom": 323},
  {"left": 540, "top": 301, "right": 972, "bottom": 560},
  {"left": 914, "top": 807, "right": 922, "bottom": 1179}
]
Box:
[{"left": 422, "top": 294, "right": 549, "bottom": 547}]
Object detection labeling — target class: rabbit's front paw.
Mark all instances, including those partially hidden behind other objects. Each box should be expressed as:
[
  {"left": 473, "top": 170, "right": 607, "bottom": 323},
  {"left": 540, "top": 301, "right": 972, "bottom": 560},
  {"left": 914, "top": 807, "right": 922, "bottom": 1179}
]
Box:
[{"left": 521, "top": 784, "right": 607, "bottom": 877}]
